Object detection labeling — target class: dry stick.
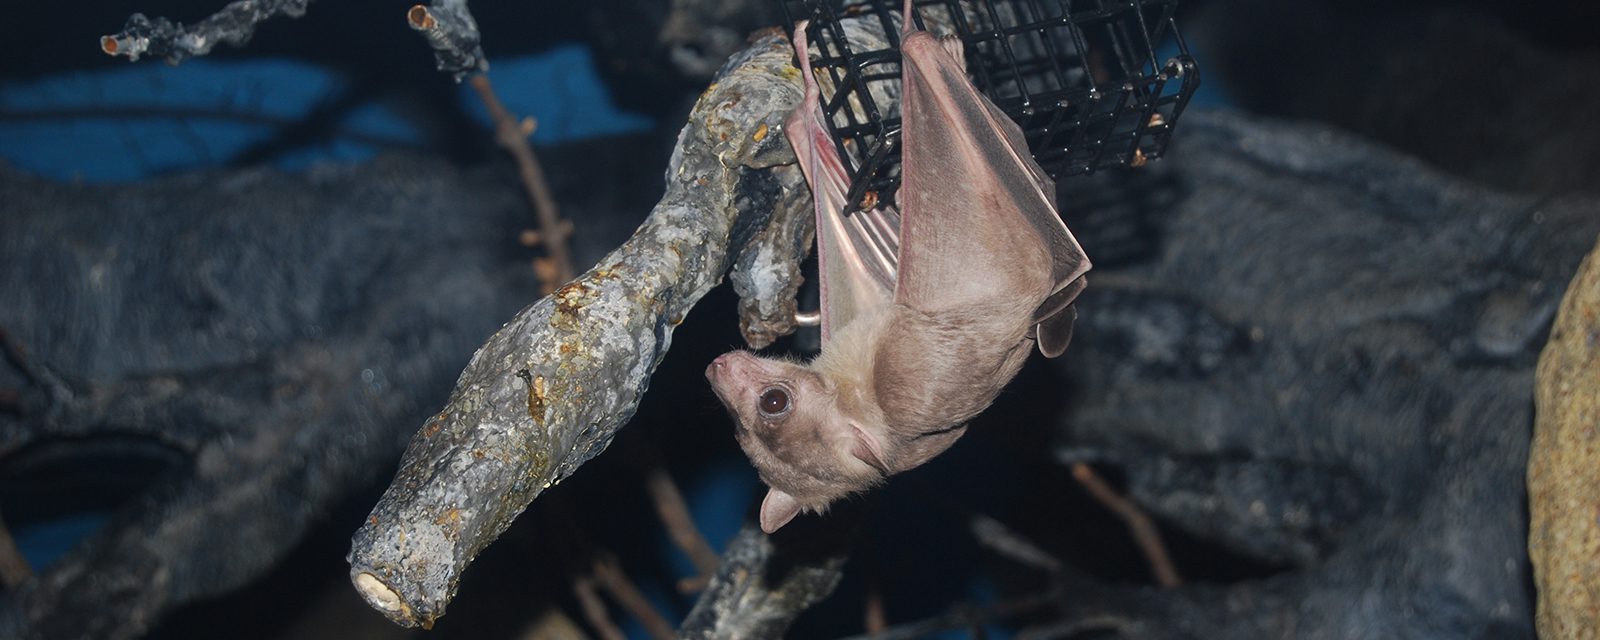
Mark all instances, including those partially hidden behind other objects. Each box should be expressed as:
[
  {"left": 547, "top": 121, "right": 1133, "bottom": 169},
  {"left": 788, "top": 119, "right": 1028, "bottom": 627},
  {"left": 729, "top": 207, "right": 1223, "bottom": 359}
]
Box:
[
  {"left": 0, "top": 325, "right": 75, "bottom": 421},
  {"left": 468, "top": 75, "right": 575, "bottom": 295},
  {"left": 518, "top": 608, "right": 593, "bottom": 640},
  {"left": 641, "top": 462, "right": 719, "bottom": 593},
  {"left": 0, "top": 507, "right": 33, "bottom": 588},
  {"left": 1069, "top": 463, "right": 1182, "bottom": 588},
  {"left": 101, "top": 0, "right": 312, "bottom": 64},
  {"left": 592, "top": 553, "right": 678, "bottom": 640},
  {"left": 864, "top": 585, "right": 887, "bottom": 634},
  {"left": 572, "top": 574, "right": 627, "bottom": 640},
  {"left": 834, "top": 592, "right": 1058, "bottom": 640},
  {"left": 969, "top": 514, "right": 1063, "bottom": 574}
]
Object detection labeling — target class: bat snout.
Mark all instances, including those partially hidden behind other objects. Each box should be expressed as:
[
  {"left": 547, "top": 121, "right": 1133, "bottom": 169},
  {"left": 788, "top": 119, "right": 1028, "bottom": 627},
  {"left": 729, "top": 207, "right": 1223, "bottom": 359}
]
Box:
[
  {"left": 707, "top": 351, "right": 760, "bottom": 379},
  {"left": 706, "top": 352, "right": 743, "bottom": 381},
  {"left": 706, "top": 352, "right": 759, "bottom": 401}
]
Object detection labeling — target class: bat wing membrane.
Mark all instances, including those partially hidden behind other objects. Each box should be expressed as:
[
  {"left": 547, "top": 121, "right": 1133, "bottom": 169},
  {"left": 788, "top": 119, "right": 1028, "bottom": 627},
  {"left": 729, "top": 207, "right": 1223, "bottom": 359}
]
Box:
[
  {"left": 785, "top": 22, "right": 901, "bottom": 345},
  {"left": 896, "top": 19, "right": 1090, "bottom": 355}
]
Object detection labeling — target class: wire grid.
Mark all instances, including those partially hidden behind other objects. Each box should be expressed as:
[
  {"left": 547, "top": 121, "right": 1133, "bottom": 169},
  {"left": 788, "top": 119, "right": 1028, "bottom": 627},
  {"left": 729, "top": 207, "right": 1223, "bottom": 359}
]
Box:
[{"left": 779, "top": 0, "right": 1199, "bottom": 212}]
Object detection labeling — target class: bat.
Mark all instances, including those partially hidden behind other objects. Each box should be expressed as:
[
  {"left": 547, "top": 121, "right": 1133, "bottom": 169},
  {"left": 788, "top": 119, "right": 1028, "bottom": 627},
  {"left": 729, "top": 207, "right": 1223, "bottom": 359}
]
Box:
[{"left": 706, "top": 0, "right": 1090, "bottom": 533}]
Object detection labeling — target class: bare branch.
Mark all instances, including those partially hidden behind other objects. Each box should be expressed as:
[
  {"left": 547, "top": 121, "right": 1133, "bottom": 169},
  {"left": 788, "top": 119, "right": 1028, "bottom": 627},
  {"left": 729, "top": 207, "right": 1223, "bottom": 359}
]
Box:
[
  {"left": 0, "top": 326, "right": 74, "bottom": 416},
  {"left": 519, "top": 608, "right": 597, "bottom": 640},
  {"left": 679, "top": 520, "right": 856, "bottom": 639},
  {"left": 865, "top": 586, "right": 887, "bottom": 634},
  {"left": 0, "top": 508, "right": 32, "bottom": 589},
  {"left": 969, "top": 514, "right": 1063, "bottom": 574},
  {"left": 571, "top": 574, "right": 626, "bottom": 640},
  {"left": 834, "top": 593, "right": 1058, "bottom": 640},
  {"left": 346, "top": 31, "right": 809, "bottom": 628},
  {"left": 592, "top": 554, "right": 677, "bottom": 640},
  {"left": 470, "top": 75, "right": 576, "bottom": 295},
  {"left": 1069, "top": 463, "right": 1182, "bottom": 588},
  {"left": 100, "top": 0, "right": 312, "bottom": 64},
  {"left": 641, "top": 461, "right": 720, "bottom": 592}
]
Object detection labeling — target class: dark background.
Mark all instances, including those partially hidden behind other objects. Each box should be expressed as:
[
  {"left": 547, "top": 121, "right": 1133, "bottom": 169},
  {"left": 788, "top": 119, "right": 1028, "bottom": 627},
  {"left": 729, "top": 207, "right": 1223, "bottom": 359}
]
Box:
[{"left": 2, "top": 0, "right": 1597, "bottom": 638}]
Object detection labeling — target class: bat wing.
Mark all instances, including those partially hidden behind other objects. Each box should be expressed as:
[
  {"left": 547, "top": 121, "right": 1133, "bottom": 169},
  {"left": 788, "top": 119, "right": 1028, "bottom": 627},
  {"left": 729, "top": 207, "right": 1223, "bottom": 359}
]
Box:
[
  {"left": 785, "top": 22, "right": 901, "bottom": 345},
  {"left": 895, "top": 17, "right": 1091, "bottom": 357}
]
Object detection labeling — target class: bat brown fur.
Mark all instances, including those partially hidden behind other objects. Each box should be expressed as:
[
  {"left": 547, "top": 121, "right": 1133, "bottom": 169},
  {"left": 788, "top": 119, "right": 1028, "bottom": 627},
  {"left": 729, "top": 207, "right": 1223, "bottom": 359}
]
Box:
[{"left": 708, "top": 2, "right": 1089, "bottom": 533}]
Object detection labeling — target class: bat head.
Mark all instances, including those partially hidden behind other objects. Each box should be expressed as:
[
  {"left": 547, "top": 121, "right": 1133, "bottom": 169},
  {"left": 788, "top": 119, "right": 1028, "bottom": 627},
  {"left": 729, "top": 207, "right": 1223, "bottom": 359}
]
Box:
[{"left": 706, "top": 350, "right": 889, "bottom": 533}]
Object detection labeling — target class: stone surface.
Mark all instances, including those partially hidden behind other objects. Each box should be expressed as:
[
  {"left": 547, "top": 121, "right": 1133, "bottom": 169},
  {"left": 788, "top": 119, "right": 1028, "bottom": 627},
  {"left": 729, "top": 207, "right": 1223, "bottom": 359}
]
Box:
[
  {"left": 1529, "top": 237, "right": 1600, "bottom": 638},
  {"left": 0, "top": 136, "right": 661, "bottom": 639},
  {"left": 1032, "top": 109, "right": 1600, "bottom": 638}
]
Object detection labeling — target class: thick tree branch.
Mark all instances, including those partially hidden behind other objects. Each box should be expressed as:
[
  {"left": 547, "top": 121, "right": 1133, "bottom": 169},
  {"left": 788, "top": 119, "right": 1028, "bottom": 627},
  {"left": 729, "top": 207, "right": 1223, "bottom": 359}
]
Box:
[
  {"left": 678, "top": 517, "right": 857, "bottom": 639},
  {"left": 346, "top": 32, "right": 808, "bottom": 628}
]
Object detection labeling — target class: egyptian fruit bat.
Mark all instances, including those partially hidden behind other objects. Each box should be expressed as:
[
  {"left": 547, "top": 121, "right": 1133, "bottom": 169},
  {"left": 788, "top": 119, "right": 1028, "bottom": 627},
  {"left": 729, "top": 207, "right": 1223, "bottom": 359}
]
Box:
[{"left": 706, "top": 1, "right": 1090, "bottom": 533}]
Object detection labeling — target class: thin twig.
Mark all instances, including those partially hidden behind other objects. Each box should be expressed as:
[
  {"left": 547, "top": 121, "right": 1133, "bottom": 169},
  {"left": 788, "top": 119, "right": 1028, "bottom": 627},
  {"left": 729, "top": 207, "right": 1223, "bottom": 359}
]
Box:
[
  {"left": 469, "top": 75, "right": 576, "bottom": 294},
  {"left": 1069, "top": 463, "right": 1182, "bottom": 588},
  {"left": 641, "top": 461, "right": 719, "bottom": 593},
  {"left": 0, "top": 326, "right": 73, "bottom": 411},
  {"left": 518, "top": 608, "right": 593, "bottom": 640},
  {"left": 834, "top": 592, "right": 1057, "bottom": 640},
  {"left": 1015, "top": 614, "right": 1133, "bottom": 640},
  {"left": 0, "top": 507, "right": 33, "bottom": 588},
  {"left": 969, "top": 514, "right": 1063, "bottom": 574},
  {"left": 572, "top": 574, "right": 626, "bottom": 640},
  {"left": 865, "top": 584, "right": 887, "bottom": 634},
  {"left": 592, "top": 553, "right": 678, "bottom": 640},
  {"left": 101, "top": 0, "right": 312, "bottom": 64}
]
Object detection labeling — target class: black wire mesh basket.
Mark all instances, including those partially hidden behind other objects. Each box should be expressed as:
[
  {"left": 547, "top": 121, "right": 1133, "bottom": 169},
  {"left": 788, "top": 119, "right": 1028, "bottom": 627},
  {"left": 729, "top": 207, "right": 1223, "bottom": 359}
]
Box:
[{"left": 779, "top": 0, "right": 1200, "bottom": 212}]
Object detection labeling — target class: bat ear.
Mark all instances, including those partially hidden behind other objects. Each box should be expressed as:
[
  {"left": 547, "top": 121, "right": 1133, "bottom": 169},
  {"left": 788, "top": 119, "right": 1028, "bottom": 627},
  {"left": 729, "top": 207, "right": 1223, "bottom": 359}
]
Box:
[
  {"left": 850, "top": 426, "right": 890, "bottom": 474},
  {"left": 760, "top": 488, "right": 804, "bottom": 533}
]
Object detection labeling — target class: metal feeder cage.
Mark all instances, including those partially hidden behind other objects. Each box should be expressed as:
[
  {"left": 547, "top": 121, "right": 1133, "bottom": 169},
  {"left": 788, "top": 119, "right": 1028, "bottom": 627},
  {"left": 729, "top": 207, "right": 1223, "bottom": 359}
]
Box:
[{"left": 779, "top": 0, "right": 1200, "bottom": 212}]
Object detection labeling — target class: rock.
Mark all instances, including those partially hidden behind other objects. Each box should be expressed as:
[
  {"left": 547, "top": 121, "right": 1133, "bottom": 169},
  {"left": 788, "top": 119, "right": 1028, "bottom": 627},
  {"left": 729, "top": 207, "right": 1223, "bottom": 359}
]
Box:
[
  {"left": 1037, "top": 109, "right": 1600, "bottom": 638},
  {"left": 1529, "top": 236, "right": 1600, "bottom": 637}
]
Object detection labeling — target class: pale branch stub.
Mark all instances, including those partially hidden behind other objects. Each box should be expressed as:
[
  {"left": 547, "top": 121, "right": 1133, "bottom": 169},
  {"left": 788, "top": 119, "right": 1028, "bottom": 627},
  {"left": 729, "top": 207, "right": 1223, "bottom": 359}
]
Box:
[{"left": 406, "top": 1, "right": 488, "bottom": 80}]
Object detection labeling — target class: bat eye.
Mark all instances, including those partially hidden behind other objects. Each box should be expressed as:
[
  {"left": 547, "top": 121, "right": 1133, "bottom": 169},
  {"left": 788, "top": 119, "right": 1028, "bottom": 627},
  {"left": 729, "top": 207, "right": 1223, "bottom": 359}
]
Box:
[{"left": 758, "top": 387, "right": 791, "bottom": 417}]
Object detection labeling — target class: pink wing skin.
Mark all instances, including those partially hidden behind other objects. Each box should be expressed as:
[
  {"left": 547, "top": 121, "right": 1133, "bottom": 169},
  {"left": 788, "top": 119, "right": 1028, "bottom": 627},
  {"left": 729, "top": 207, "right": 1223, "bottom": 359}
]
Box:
[
  {"left": 895, "top": 10, "right": 1090, "bottom": 332},
  {"left": 784, "top": 22, "right": 901, "bottom": 345}
]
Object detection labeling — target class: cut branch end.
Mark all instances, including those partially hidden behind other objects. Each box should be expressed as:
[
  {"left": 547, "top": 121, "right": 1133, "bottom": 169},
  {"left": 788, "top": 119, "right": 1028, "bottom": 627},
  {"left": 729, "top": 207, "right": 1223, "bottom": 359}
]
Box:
[{"left": 406, "top": 5, "right": 436, "bottom": 30}]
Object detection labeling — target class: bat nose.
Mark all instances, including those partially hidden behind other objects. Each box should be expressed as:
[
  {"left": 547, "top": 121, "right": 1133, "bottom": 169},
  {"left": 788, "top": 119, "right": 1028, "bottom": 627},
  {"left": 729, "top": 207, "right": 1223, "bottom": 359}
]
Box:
[{"left": 705, "top": 354, "right": 727, "bottom": 380}]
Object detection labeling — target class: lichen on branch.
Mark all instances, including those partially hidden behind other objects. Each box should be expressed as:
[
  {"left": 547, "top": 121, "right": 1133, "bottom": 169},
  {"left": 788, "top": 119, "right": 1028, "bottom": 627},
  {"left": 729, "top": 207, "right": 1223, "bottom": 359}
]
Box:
[
  {"left": 345, "top": 30, "right": 813, "bottom": 628},
  {"left": 101, "top": 0, "right": 312, "bottom": 64}
]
